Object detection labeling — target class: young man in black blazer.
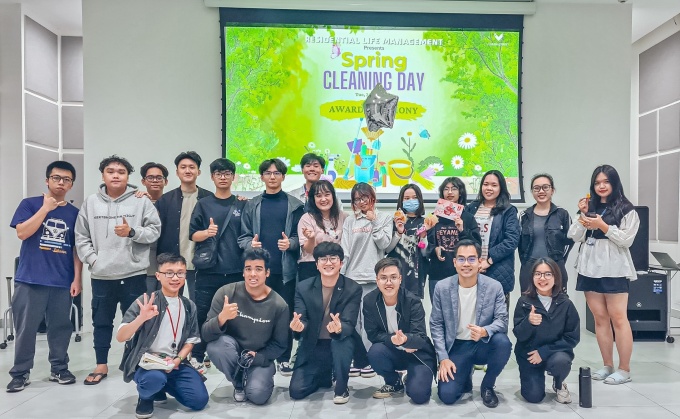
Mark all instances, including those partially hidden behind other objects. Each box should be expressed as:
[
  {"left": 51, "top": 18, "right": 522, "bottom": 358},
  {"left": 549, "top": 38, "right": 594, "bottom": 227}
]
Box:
[{"left": 288, "top": 242, "right": 362, "bottom": 404}]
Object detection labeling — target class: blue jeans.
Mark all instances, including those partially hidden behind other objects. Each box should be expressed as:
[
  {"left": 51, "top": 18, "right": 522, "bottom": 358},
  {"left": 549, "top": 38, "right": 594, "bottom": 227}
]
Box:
[
  {"left": 133, "top": 364, "right": 208, "bottom": 411},
  {"left": 437, "top": 334, "right": 512, "bottom": 405},
  {"left": 368, "top": 342, "right": 433, "bottom": 404}
]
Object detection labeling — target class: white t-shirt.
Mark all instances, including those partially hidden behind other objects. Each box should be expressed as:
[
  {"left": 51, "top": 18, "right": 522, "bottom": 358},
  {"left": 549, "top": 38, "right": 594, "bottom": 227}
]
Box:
[
  {"left": 538, "top": 294, "right": 552, "bottom": 312},
  {"left": 385, "top": 303, "right": 399, "bottom": 334},
  {"left": 456, "top": 284, "right": 478, "bottom": 340},
  {"left": 475, "top": 206, "right": 493, "bottom": 259}
]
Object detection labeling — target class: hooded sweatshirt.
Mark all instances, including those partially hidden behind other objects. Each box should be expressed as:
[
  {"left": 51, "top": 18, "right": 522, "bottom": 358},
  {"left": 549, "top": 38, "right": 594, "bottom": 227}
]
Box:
[{"left": 75, "top": 184, "right": 161, "bottom": 280}]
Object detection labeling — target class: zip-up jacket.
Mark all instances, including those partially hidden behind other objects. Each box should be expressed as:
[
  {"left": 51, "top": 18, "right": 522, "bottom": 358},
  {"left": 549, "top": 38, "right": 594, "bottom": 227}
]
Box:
[{"left": 518, "top": 203, "right": 573, "bottom": 263}]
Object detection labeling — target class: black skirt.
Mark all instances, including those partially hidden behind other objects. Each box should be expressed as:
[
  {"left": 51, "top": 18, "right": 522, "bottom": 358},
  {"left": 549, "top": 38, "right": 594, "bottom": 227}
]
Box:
[{"left": 576, "top": 274, "right": 629, "bottom": 294}]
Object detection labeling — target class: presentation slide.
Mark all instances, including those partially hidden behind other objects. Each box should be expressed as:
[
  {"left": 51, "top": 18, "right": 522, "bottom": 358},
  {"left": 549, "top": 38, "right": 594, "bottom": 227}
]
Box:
[{"left": 222, "top": 15, "right": 522, "bottom": 200}]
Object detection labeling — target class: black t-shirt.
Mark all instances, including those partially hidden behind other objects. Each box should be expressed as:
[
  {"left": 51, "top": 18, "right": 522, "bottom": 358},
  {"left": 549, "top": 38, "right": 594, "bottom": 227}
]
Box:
[
  {"left": 190, "top": 195, "right": 245, "bottom": 275},
  {"left": 260, "top": 191, "right": 288, "bottom": 274}
]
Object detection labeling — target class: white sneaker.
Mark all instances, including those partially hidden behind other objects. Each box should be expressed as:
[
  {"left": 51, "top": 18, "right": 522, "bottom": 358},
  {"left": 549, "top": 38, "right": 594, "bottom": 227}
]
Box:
[
  {"left": 333, "top": 389, "right": 350, "bottom": 404},
  {"left": 233, "top": 388, "right": 246, "bottom": 402},
  {"left": 189, "top": 358, "right": 207, "bottom": 375},
  {"left": 555, "top": 383, "right": 571, "bottom": 404}
]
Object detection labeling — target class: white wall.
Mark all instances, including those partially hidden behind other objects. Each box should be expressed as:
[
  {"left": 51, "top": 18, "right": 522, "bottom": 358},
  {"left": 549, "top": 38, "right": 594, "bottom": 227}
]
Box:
[{"left": 77, "top": 1, "right": 631, "bottom": 325}]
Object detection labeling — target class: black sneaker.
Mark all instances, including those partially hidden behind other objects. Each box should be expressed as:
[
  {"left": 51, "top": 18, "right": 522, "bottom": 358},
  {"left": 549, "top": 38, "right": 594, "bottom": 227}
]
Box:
[
  {"left": 372, "top": 380, "right": 404, "bottom": 399},
  {"left": 333, "top": 389, "right": 350, "bottom": 404},
  {"left": 480, "top": 387, "right": 499, "bottom": 408},
  {"left": 153, "top": 391, "right": 167, "bottom": 404},
  {"left": 277, "top": 361, "right": 293, "bottom": 377},
  {"left": 49, "top": 370, "right": 76, "bottom": 385},
  {"left": 6, "top": 374, "right": 30, "bottom": 393},
  {"left": 135, "top": 398, "right": 154, "bottom": 419}
]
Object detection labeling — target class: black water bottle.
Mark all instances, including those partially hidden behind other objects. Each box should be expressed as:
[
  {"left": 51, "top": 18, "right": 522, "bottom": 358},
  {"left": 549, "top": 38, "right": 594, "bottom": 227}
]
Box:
[{"left": 579, "top": 367, "right": 592, "bottom": 408}]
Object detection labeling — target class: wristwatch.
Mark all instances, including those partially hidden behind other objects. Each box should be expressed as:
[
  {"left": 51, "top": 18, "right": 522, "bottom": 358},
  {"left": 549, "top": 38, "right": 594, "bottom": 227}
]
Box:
[{"left": 127, "top": 227, "right": 136, "bottom": 238}]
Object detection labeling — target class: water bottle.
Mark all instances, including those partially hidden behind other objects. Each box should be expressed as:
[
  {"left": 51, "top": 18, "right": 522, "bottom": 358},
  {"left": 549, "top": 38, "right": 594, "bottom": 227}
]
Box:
[{"left": 579, "top": 367, "right": 592, "bottom": 408}]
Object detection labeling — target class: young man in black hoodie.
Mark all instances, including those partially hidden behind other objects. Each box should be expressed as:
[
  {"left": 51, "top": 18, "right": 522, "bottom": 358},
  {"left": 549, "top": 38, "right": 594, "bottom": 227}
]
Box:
[
  {"left": 288, "top": 242, "right": 362, "bottom": 404},
  {"left": 363, "top": 258, "right": 436, "bottom": 404}
]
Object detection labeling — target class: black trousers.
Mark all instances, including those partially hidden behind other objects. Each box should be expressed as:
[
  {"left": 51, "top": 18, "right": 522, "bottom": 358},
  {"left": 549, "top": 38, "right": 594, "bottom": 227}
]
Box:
[
  {"left": 517, "top": 351, "right": 573, "bottom": 403},
  {"left": 266, "top": 273, "right": 295, "bottom": 363},
  {"left": 289, "top": 338, "right": 354, "bottom": 399}
]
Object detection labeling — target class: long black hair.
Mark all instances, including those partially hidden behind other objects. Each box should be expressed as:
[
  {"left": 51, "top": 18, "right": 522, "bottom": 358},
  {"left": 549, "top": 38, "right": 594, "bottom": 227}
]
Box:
[
  {"left": 438, "top": 177, "right": 467, "bottom": 204},
  {"left": 476, "top": 170, "right": 511, "bottom": 216},
  {"left": 396, "top": 183, "right": 425, "bottom": 217},
  {"left": 308, "top": 180, "right": 341, "bottom": 232},
  {"left": 588, "top": 165, "right": 634, "bottom": 226}
]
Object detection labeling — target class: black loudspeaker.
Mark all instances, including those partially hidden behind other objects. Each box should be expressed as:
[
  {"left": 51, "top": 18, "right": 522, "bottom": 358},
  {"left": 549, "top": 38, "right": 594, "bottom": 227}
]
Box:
[
  {"left": 630, "top": 206, "right": 649, "bottom": 272},
  {"left": 585, "top": 271, "right": 667, "bottom": 341}
]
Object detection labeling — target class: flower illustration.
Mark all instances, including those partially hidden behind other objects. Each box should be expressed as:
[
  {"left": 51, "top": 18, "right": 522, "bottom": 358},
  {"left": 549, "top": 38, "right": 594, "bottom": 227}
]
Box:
[
  {"left": 307, "top": 142, "right": 317, "bottom": 149},
  {"left": 243, "top": 163, "right": 251, "bottom": 170},
  {"left": 474, "top": 164, "right": 482, "bottom": 172},
  {"left": 430, "top": 163, "right": 444, "bottom": 172},
  {"left": 292, "top": 164, "right": 302, "bottom": 173},
  {"left": 276, "top": 157, "right": 291, "bottom": 167},
  {"left": 451, "top": 155, "right": 465, "bottom": 170},
  {"left": 236, "top": 161, "right": 242, "bottom": 166},
  {"left": 458, "top": 133, "right": 477, "bottom": 149}
]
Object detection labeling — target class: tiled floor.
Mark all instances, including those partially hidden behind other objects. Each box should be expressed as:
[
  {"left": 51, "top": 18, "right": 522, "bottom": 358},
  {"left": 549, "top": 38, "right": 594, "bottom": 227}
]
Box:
[{"left": 0, "top": 321, "right": 679, "bottom": 419}]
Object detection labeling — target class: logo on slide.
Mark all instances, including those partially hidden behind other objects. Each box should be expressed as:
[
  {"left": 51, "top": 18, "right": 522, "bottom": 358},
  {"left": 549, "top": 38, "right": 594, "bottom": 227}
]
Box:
[{"left": 494, "top": 33, "right": 504, "bottom": 41}]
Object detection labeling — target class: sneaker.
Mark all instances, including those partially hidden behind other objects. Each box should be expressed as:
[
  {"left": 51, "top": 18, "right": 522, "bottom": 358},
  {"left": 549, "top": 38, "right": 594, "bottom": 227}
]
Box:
[
  {"left": 189, "top": 358, "right": 207, "bottom": 375},
  {"left": 278, "top": 361, "right": 293, "bottom": 377},
  {"left": 372, "top": 381, "right": 404, "bottom": 399},
  {"left": 233, "top": 388, "right": 246, "bottom": 402},
  {"left": 135, "top": 398, "right": 154, "bottom": 419},
  {"left": 333, "top": 389, "right": 350, "bottom": 404},
  {"left": 555, "top": 383, "right": 572, "bottom": 404},
  {"left": 204, "top": 354, "right": 211, "bottom": 369},
  {"left": 153, "top": 391, "right": 167, "bottom": 404},
  {"left": 6, "top": 374, "right": 30, "bottom": 393},
  {"left": 360, "top": 366, "right": 376, "bottom": 378},
  {"left": 349, "top": 367, "right": 361, "bottom": 377},
  {"left": 480, "top": 387, "right": 499, "bottom": 408},
  {"left": 474, "top": 364, "right": 487, "bottom": 372},
  {"left": 49, "top": 370, "right": 76, "bottom": 385}
]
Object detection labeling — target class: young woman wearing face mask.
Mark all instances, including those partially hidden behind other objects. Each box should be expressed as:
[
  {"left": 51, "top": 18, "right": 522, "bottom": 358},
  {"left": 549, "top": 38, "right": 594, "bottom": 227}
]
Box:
[
  {"left": 385, "top": 184, "right": 434, "bottom": 299},
  {"left": 426, "top": 177, "right": 481, "bottom": 302},
  {"left": 518, "top": 174, "right": 573, "bottom": 293}
]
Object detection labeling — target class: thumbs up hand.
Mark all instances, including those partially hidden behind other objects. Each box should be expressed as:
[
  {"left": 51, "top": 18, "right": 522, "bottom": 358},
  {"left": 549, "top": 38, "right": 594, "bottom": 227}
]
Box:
[
  {"left": 528, "top": 305, "right": 542, "bottom": 326},
  {"left": 278, "top": 232, "right": 290, "bottom": 251},
  {"left": 206, "top": 217, "right": 218, "bottom": 237},
  {"left": 290, "top": 312, "right": 305, "bottom": 332},
  {"left": 218, "top": 295, "right": 239, "bottom": 325},
  {"left": 114, "top": 217, "right": 132, "bottom": 237},
  {"left": 251, "top": 234, "right": 262, "bottom": 248}
]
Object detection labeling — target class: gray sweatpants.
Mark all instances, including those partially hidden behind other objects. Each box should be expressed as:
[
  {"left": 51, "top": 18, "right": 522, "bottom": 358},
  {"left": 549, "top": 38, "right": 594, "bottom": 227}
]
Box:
[
  {"left": 206, "top": 335, "right": 276, "bottom": 405},
  {"left": 9, "top": 282, "right": 73, "bottom": 378}
]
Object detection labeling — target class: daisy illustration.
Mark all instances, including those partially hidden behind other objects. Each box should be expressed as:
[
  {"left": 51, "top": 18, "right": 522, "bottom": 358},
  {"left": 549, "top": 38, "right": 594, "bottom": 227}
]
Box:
[
  {"left": 474, "top": 164, "right": 482, "bottom": 172},
  {"left": 451, "top": 156, "right": 465, "bottom": 170},
  {"left": 307, "top": 142, "right": 317, "bottom": 150},
  {"left": 292, "top": 164, "right": 302, "bottom": 173},
  {"left": 276, "top": 157, "right": 291, "bottom": 167},
  {"left": 243, "top": 163, "right": 251, "bottom": 170},
  {"left": 458, "top": 133, "right": 477, "bottom": 149},
  {"left": 236, "top": 161, "right": 242, "bottom": 166}
]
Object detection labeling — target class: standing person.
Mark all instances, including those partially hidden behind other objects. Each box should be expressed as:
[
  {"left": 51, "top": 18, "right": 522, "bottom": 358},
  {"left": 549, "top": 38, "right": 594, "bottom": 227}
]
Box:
[
  {"left": 518, "top": 173, "right": 573, "bottom": 293},
  {"left": 155, "top": 151, "right": 212, "bottom": 303},
  {"left": 341, "top": 182, "right": 392, "bottom": 378},
  {"left": 568, "top": 164, "right": 638, "bottom": 385},
  {"left": 297, "top": 180, "right": 347, "bottom": 282},
  {"left": 466, "top": 170, "right": 520, "bottom": 304},
  {"left": 288, "top": 242, "right": 362, "bottom": 404},
  {"left": 6, "top": 161, "right": 82, "bottom": 392},
  {"left": 513, "top": 258, "right": 580, "bottom": 404},
  {"left": 203, "top": 249, "right": 289, "bottom": 405},
  {"left": 386, "top": 183, "right": 434, "bottom": 299},
  {"left": 238, "top": 158, "right": 304, "bottom": 376},
  {"left": 188, "top": 158, "right": 246, "bottom": 373},
  {"left": 289, "top": 153, "right": 343, "bottom": 211},
  {"left": 139, "top": 162, "right": 169, "bottom": 297},
  {"left": 75, "top": 155, "right": 161, "bottom": 385},
  {"left": 427, "top": 177, "right": 480, "bottom": 302},
  {"left": 364, "top": 258, "right": 436, "bottom": 404},
  {"left": 117, "top": 253, "right": 208, "bottom": 418}
]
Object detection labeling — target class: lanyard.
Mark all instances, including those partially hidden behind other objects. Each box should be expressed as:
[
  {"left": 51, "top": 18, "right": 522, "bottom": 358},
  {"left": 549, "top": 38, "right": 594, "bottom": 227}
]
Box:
[{"left": 165, "top": 300, "right": 182, "bottom": 354}]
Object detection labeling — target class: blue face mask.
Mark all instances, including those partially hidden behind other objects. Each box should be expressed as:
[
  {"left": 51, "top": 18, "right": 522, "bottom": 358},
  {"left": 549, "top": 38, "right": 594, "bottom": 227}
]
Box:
[{"left": 402, "top": 199, "right": 420, "bottom": 213}]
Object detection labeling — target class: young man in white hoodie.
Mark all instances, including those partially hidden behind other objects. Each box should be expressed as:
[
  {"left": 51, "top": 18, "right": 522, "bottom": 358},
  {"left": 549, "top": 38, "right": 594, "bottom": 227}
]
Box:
[{"left": 75, "top": 155, "right": 161, "bottom": 385}]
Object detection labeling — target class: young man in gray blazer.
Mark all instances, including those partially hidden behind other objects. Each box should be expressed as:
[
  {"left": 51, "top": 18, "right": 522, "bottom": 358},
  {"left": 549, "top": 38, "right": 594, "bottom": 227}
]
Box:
[{"left": 430, "top": 239, "right": 511, "bottom": 408}]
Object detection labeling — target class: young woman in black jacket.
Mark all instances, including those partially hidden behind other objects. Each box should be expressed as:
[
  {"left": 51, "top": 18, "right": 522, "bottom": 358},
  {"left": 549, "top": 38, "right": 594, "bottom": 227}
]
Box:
[
  {"left": 518, "top": 174, "right": 573, "bottom": 293},
  {"left": 513, "top": 257, "right": 580, "bottom": 404}
]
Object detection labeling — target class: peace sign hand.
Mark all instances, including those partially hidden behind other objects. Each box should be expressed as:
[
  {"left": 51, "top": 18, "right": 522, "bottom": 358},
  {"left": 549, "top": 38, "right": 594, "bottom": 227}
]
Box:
[
  {"left": 136, "top": 293, "right": 159, "bottom": 322},
  {"left": 327, "top": 313, "right": 342, "bottom": 334}
]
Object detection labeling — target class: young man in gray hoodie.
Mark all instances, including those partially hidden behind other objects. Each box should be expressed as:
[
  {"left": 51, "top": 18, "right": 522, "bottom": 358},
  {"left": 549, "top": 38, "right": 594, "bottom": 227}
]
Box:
[{"left": 75, "top": 155, "right": 161, "bottom": 385}]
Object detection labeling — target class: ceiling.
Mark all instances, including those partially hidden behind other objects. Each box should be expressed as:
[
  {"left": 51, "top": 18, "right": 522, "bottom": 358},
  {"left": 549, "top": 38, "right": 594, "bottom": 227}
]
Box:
[{"left": 0, "top": 0, "right": 678, "bottom": 42}]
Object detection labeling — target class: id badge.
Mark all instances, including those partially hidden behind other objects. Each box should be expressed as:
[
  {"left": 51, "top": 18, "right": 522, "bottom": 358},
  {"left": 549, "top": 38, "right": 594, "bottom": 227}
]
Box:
[{"left": 586, "top": 237, "right": 596, "bottom": 246}]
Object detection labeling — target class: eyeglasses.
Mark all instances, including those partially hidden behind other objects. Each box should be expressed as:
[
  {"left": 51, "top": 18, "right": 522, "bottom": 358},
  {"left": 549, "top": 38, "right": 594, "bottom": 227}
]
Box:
[
  {"left": 49, "top": 175, "right": 73, "bottom": 185},
  {"left": 533, "top": 272, "right": 554, "bottom": 279},
  {"left": 443, "top": 187, "right": 459, "bottom": 192},
  {"left": 263, "top": 171, "right": 283, "bottom": 177},
  {"left": 317, "top": 256, "right": 340, "bottom": 264},
  {"left": 159, "top": 271, "right": 187, "bottom": 279},
  {"left": 354, "top": 196, "right": 370, "bottom": 204},
  {"left": 377, "top": 275, "right": 401, "bottom": 283},
  {"left": 143, "top": 175, "right": 166, "bottom": 182},
  {"left": 532, "top": 185, "right": 552, "bottom": 193},
  {"left": 455, "top": 256, "right": 479, "bottom": 265},
  {"left": 213, "top": 171, "right": 234, "bottom": 179}
]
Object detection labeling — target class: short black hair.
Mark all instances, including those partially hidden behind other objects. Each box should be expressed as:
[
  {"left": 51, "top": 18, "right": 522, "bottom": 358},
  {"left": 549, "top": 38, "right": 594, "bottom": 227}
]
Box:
[
  {"left": 523, "top": 257, "right": 563, "bottom": 298},
  {"left": 46, "top": 161, "right": 76, "bottom": 182},
  {"left": 140, "top": 162, "right": 169, "bottom": 179},
  {"left": 453, "top": 239, "right": 482, "bottom": 258},
  {"left": 99, "top": 155, "right": 134, "bottom": 174},
  {"left": 243, "top": 248, "right": 270, "bottom": 270},
  {"left": 438, "top": 177, "right": 467, "bottom": 204},
  {"left": 156, "top": 253, "right": 187, "bottom": 268},
  {"left": 374, "top": 257, "right": 402, "bottom": 275},
  {"left": 300, "top": 153, "right": 326, "bottom": 170},
  {"left": 174, "top": 151, "right": 202, "bottom": 168},
  {"left": 210, "top": 158, "right": 236, "bottom": 174},
  {"left": 258, "top": 158, "right": 287, "bottom": 175},
  {"left": 313, "top": 242, "right": 344, "bottom": 261}
]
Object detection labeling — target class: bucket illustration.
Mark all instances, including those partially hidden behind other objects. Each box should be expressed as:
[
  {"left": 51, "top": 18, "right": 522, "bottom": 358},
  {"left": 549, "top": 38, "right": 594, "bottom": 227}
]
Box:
[
  {"left": 355, "top": 155, "right": 377, "bottom": 183},
  {"left": 388, "top": 159, "right": 413, "bottom": 187}
]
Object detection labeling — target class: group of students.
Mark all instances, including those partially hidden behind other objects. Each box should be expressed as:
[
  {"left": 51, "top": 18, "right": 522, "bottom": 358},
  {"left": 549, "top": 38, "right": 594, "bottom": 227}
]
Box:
[{"left": 7, "top": 151, "right": 639, "bottom": 418}]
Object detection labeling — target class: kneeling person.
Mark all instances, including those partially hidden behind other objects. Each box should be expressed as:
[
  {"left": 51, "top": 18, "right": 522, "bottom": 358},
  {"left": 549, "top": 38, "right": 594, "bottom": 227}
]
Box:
[
  {"left": 117, "top": 254, "right": 208, "bottom": 419},
  {"left": 203, "top": 248, "right": 289, "bottom": 405},
  {"left": 289, "top": 242, "right": 362, "bottom": 404},
  {"left": 364, "top": 258, "right": 436, "bottom": 404}
]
